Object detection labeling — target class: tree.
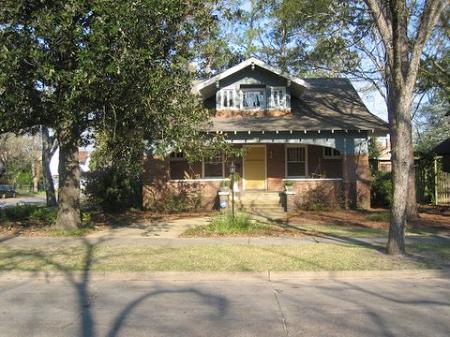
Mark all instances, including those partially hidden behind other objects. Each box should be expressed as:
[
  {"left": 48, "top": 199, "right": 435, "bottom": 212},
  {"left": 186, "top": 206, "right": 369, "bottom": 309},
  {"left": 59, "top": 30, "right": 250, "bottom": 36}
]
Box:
[
  {"left": 0, "top": 0, "right": 217, "bottom": 230},
  {"left": 0, "top": 133, "right": 35, "bottom": 185},
  {"left": 362, "top": 0, "right": 447, "bottom": 254},
  {"left": 222, "top": 0, "right": 447, "bottom": 253}
]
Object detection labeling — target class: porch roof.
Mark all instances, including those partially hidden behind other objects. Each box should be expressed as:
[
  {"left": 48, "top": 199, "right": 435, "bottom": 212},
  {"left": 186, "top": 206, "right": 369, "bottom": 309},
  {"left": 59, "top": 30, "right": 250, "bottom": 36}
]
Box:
[{"left": 204, "top": 78, "right": 388, "bottom": 133}]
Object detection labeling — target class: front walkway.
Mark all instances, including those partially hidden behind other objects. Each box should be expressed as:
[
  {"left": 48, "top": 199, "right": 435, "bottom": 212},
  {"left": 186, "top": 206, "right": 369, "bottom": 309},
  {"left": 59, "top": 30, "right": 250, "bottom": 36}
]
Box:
[{"left": 87, "top": 216, "right": 210, "bottom": 239}]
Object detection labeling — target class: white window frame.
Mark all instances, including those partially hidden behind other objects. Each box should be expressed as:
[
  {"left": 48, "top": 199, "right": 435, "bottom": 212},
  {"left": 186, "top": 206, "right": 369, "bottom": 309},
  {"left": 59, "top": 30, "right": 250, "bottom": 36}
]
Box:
[
  {"left": 285, "top": 145, "right": 308, "bottom": 178},
  {"left": 202, "top": 154, "right": 225, "bottom": 179},
  {"left": 221, "top": 88, "right": 236, "bottom": 109},
  {"left": 270, "top": 87, "right": 286, "bottom": 109},
  {"left": 323, "top": 147, "right": 341, "bottom": 159},
  {"left": 240, "top": 88, "right": 266, "bottom": 110}
]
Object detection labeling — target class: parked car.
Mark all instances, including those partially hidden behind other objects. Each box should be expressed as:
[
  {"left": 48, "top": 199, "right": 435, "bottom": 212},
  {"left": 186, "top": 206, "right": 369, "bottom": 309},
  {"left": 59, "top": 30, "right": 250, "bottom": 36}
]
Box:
[{"left": 0, "top": 185, "right": 16, "bottom": 198}]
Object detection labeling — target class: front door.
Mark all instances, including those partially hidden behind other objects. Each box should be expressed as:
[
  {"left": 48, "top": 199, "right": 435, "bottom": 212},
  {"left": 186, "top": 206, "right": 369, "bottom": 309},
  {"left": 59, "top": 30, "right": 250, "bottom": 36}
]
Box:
[{"left": 243, "top": 145, "right": 266, "bottom": 190}]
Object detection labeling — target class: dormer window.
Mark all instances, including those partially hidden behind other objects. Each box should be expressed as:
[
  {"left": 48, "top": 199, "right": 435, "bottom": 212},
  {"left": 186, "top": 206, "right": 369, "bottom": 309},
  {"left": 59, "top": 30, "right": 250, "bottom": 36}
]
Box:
[
  {"left": 242, "top": 89, "right": 266, "bottom": 109},
  {"left": 222, "top": 89, "right": 235, "bottom": 108},
  {"left": 271, "top": 87, "right": 286, "bottom": 109}
]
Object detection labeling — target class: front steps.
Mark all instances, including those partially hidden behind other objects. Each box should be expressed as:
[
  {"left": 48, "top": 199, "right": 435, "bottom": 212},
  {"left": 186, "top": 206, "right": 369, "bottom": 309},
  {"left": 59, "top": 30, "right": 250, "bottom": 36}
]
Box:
[{"left": 237, "top": 191, "right": 286, "bottom": 221}]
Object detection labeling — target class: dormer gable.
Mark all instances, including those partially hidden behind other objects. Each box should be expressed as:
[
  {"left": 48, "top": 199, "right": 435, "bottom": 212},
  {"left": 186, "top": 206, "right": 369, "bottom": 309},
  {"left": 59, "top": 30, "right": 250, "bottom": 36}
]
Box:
[{"left": 194, "top": 58, "right": 308, "bottom": 117}]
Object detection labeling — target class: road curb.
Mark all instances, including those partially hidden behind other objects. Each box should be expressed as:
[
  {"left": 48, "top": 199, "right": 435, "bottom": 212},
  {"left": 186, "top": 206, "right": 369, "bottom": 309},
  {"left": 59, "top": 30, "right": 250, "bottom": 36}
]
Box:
[{"left": 0, "top": 269, "right": 448, "bottom": 282}]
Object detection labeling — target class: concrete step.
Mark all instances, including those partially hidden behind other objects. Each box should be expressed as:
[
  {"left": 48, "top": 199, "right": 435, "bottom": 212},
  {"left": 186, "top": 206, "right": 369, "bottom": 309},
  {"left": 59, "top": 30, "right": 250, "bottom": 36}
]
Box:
[{"left": 239, "top": 192, "right": 282, "bottom": 203}]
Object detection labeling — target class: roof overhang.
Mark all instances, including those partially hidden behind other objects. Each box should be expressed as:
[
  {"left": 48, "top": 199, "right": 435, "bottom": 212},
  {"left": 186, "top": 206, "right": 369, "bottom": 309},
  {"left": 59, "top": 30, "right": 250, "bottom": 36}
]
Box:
[{"left": 193, "top": 58, "right": 309, "bottom": 99}]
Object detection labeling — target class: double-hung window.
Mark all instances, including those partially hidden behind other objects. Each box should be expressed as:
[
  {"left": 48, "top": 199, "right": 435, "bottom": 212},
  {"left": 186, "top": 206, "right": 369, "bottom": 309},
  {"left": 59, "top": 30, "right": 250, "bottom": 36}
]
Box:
[
  {"left": 222, "top": 89, "right": 235, "bottom": 108},
  {"left": 271, "top": 87, "right": 286, "bottom": 108},
  {"left": 286, "top": 146, "right": 307, "bottom": 177},
  {"left": 203, "top": 155, "right": 224, "bottom": 178}
]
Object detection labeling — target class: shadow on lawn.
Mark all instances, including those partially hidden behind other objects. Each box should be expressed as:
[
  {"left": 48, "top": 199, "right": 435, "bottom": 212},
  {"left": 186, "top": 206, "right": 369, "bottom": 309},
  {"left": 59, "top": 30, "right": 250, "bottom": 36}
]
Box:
[{"left": 0, "top": 238, "right": 228, "bottom": 337}]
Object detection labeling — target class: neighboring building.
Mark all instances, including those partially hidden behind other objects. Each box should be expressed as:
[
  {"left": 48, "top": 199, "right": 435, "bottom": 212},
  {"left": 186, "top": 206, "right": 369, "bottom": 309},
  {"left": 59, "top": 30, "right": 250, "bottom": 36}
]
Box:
[
  {"left": 143, "top": 58, "right": 388, "bottom": 212},
  {"left": 371, "top": 137, "right": 392, "bottom": 172},
  {"left": 50, "top": 148, "right": 92, "bottom": 189}
]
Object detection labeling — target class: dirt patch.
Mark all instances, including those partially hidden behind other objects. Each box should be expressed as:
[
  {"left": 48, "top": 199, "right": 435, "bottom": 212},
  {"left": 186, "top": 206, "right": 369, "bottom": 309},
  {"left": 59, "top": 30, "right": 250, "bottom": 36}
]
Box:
[{"left": 288, "top": 205, "right": 450, "bottom": 231}]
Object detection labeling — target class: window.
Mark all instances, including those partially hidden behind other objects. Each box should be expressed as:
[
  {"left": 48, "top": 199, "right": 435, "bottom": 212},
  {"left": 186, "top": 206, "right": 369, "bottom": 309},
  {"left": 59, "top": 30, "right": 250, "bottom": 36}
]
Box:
[
  {"left": 169, "top": 152, "right": 188, "bottom": 180},
  {"left": 323, "top": 147, "right": 341, "bottom": 159},
  {"left": 242, "top": 89, "right": 266, "bottom": 109},
  {"left": 203, "top": 155, "right": 224, "bottom": 178},
  {"left": 286, "top": 146, "right": 307, "bottom": 177},
  {"left": 222, "top": 89, "right": 235, "bottom": 108},
  {"left": 271, "top": 87, "right": 286, "bottom": 108}
]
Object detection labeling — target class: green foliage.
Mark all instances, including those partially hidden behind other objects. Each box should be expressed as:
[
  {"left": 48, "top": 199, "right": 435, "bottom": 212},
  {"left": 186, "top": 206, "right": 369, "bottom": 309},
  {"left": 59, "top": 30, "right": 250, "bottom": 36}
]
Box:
[
  {"left": 15, "top": 171, "right": 33, "bottom": 186},
  {"left": 85, "top": 167, "right": 141, "bottom": 213},
  {"left": 154, "top": 191, "right": 202, "bottom": 214},
  {"left": 371, "top": 172, "right": 393, "bottom": 208},
  {"left": 0, "top": 205, "right": 57, "bottom": 225},
  {"left": 0, "top": 0, "right": 220, "bottom": 227},
  {"left": 366, "top": 211, "right": 390, "bottom": 222},
  {"left": 208, "top": 212, "right": 254, "bottom": 232},
  {"left": 284, "top": 180, "right": 294, "bottom": 187}
]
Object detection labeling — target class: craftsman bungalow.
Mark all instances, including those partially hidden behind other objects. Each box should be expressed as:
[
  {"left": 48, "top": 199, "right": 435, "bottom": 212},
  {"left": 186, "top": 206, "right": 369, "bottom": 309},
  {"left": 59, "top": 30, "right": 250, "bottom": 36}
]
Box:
[{"left": 143, "top": 58, "right": 388, "bottom": 213}]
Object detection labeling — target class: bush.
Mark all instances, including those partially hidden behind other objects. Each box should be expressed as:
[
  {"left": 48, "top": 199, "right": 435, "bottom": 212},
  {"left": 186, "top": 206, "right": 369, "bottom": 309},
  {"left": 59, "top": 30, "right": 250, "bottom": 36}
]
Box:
[
  {"left": 371, "top": 172, "right": 392, "bottom": 207},
  {"left": 0, "top": 205, "right": 57, "bottom": 226},
  {"left": 85, "top": 167, "right": 142, "bottom": 212},
  {"left": 295, "top": 185, "right": 342, "bottom": 210},
  {"left": 153, "top": 190, "right": 202, "bottom": 213}
]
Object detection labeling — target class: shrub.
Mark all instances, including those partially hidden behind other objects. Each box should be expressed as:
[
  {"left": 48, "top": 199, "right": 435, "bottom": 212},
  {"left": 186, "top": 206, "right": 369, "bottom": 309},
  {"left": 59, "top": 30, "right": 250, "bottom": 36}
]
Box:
[
  {"left": 0, "top": 205, "right": 57, "bottom": 226},
  {"left": 207, "top": 212, "right": 255, "bottom": 233},
  {"left": 295, "top": 185, "right": 342, "bottom": 210},
  {"left": 154, "top": 190, "right": 202, "bottom": 213},
  {"left": 85, "top": 167, "right": 142, "bottom": 212},
  {"left": 371, "top": 172, "right": 392, "bottom": 207}
]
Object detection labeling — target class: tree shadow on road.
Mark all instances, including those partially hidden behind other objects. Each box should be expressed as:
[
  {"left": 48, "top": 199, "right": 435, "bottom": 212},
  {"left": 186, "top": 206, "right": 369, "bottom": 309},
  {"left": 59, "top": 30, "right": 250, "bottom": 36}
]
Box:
[{"left": 0, "top": 238, "right": 228, "bottom": 337}]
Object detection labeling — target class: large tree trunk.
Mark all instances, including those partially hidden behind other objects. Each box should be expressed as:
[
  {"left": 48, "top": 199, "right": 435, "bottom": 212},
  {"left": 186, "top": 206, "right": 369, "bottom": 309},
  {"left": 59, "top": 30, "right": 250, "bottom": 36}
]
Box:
[
  {"left": 42, "top": 127, "right": 57, "bottom": 207},
  {"left": 55, "top": 128, "right": 81, "bottom": 230},
  {"left": 387, "top": 88, "right": 413, "bottom": 255},
  {"left": 407, "top": 143, "right": 419, "bottom": 220}
]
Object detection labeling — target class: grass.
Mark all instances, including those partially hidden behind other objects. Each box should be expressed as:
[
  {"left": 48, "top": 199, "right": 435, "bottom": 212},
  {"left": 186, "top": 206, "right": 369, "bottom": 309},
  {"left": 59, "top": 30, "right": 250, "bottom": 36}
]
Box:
[
  {"left": 366, "top": 211, "right": 390, "bottom": 222},
  {"left": 2, "top": 242, "right": 448, "bottom": 272},
  {"left": 183, "top": 212, "right": 286, "bottom": 237},
  {"left": 289, "top": 223, "right": 388, "bottom": 238}
]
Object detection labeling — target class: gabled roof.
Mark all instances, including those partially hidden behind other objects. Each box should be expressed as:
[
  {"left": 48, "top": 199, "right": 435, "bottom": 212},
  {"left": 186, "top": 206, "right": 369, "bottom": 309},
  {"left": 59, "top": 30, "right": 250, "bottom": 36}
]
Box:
[
  {"left": 432, "top": 138, "right": 450, "bottom": 155},
  {"left": 207, "top": 78, "right": 388, "bottom": 132},
  {"left": 193, "top": 57, "right": 309, "bottom": 97}
]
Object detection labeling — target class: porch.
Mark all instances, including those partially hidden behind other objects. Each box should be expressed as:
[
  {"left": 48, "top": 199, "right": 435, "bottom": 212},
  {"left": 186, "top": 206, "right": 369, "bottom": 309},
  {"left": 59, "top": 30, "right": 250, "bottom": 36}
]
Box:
[{"left": 143, "top": 132, "right": 371, "bottom": 212}]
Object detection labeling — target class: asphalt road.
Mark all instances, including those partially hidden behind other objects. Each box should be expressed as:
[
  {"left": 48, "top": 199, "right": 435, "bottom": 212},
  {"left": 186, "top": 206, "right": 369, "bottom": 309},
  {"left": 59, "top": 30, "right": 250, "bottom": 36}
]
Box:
[{"left": 0, "top": 276, "right": 449, "bottom": 337}]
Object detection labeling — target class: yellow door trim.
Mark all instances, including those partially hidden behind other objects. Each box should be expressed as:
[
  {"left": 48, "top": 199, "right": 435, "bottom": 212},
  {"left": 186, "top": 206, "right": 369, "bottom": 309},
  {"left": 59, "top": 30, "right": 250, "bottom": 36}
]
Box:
[{"left": 243, "top": 145, "right": 267, "bottom": 190}]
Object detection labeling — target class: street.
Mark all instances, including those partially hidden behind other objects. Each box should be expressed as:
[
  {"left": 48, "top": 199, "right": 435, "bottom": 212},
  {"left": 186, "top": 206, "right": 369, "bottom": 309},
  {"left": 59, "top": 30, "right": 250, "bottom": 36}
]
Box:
[{"left": 0, "top": 276, "right": 449, "bottom": 337}]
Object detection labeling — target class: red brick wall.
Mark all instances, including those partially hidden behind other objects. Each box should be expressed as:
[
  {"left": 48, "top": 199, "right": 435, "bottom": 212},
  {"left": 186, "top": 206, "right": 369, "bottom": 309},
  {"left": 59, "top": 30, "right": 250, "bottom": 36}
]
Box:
[{"left": 289, "top": 179, "right": 343, "bottom": 210}]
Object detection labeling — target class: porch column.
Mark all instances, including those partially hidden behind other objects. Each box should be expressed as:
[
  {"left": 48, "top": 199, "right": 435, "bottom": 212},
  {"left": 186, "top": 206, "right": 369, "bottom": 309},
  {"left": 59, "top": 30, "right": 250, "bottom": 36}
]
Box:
[
  {"left": 342, "top": 154, "right": 371, "bottom": 209},
  {"left": 142, "top": 154, "right": 170, "bottom": 209}
]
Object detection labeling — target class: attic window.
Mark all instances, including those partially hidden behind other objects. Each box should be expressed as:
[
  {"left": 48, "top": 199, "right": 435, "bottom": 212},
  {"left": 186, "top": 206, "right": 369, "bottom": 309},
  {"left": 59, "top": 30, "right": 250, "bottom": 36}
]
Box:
[
  {"left": 242, "top": 89, "right": 266, "bottom": 109},
  {"left": 222, "top": 89, "right": 234, "bottom": 108},
  {"left": 271, "top": 87, "right": 286, "bottom": 108}
]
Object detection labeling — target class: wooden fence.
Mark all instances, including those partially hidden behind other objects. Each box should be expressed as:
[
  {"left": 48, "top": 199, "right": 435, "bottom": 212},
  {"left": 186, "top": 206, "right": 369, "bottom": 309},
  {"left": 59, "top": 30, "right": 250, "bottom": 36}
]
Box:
[{"left": 435, "top": 157, "right": 450, "bottom": 205}]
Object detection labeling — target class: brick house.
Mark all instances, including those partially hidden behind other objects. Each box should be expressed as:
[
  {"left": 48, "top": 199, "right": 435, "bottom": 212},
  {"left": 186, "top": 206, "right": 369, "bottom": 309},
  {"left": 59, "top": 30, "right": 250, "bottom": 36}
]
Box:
[{"left": 143, "top": 58, "right": 388, "bottom": 213}]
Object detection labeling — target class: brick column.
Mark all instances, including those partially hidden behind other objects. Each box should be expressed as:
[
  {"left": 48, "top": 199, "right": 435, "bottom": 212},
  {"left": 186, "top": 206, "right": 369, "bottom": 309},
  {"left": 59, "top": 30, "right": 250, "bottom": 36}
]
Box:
[
  {"left": 142, "top": 155, "right": 170, "bottom": 209},
  {"left": 342, "top": 154, "right": 371, "bottom": 209},
  {"left": 355, "top": 154, "right": 371, "bottom": 209}
]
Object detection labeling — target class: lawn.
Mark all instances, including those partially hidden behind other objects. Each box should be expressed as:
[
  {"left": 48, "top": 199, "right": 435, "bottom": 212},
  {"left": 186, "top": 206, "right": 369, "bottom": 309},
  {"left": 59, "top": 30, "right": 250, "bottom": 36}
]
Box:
[{"left": 1, "top": 241, "right": 448, "bottom": 272}]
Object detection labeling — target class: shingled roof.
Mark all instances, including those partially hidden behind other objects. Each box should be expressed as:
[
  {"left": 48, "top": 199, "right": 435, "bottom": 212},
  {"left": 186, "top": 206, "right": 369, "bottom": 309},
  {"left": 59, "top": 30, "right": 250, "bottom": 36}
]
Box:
[{"left": 207, "top": 78, "right": 388, "bottom": 133}]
